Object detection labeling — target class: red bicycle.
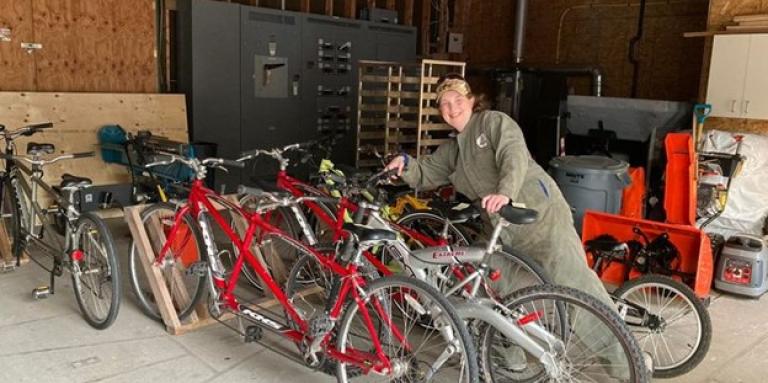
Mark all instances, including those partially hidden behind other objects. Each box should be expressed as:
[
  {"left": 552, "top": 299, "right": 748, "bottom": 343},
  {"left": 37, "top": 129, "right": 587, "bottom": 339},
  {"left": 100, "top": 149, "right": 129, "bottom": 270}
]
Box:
[
  {"left": 239, "top": 144, "right": 549, "bottom": 297},
  {"left": 128, "top": 154, "right": 478, "bottom": 382}
]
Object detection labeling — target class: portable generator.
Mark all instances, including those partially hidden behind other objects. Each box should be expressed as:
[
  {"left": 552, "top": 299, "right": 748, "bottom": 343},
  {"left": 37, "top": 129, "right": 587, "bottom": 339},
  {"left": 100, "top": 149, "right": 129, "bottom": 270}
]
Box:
[{"left": 714, "top": 234, "right": 768, "bottom": 297}]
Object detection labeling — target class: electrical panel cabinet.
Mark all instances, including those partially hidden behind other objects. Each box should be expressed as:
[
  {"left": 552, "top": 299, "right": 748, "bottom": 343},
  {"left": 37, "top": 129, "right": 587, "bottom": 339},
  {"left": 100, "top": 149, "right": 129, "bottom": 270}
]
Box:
[{"left": 177, "top": 0, "right": 416, "bottom": 191}]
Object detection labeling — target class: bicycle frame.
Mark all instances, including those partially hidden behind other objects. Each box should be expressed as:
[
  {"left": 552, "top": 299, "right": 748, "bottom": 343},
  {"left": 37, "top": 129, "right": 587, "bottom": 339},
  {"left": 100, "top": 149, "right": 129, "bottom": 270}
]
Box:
[
  {"left": 5, "top": 157, "right": 80, "bottom": 262},
  {"left": 156, "top": 178, "right": 410, "bottom": 374},
  {"left": 275, "top": 170, "right": 450, "bottom": 274}
]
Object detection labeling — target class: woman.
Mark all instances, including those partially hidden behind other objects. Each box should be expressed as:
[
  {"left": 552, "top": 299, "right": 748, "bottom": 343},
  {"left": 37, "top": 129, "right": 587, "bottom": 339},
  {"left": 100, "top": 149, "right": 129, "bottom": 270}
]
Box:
[{"left": 385, "top": 75, "right": 614, "bottom": 309}]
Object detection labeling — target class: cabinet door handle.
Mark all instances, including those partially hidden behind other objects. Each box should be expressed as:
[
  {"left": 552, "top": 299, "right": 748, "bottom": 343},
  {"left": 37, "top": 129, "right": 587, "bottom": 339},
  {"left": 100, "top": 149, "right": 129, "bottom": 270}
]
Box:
[
  {"left": 731, "top": 99, "right": 737, "bottom": 113},
  {"left": 744, "top": 100, "right": 750, "bottom": 114}
]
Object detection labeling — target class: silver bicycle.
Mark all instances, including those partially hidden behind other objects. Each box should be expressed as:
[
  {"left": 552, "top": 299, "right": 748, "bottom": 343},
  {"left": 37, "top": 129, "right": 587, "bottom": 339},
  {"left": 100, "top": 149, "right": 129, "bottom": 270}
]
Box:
[{"left": 0, "top": 122, "right": 120, "bottom": 329}]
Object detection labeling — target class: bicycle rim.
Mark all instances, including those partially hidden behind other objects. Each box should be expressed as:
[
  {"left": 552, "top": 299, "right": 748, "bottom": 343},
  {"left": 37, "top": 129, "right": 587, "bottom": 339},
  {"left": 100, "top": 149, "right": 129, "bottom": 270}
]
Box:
[
  {"left": 615, "top": 275, "right": 710, "bottom": 377},
  {"left": 71, "top": 214, "right": 121, "bottom": 329},
  {"left": 129, "top": 202, "right": 205, "bottom": 321},
  {"left": 481, "top": 285, "right": 647, "bottom": 383},
  {"left": 336, "top": 275, "right": 478, "bottom": 383}
]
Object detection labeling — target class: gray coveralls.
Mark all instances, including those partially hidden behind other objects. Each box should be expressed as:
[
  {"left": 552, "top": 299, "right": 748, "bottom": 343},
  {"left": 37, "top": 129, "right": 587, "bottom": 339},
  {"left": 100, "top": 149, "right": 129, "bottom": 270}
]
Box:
[{"left": 401, "top": 110, "right": 613, "bottom": 308}]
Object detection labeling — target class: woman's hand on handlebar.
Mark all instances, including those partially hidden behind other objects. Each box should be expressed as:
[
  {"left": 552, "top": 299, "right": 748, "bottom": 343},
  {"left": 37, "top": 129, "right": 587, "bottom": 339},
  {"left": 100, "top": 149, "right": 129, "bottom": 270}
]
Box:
[
  {"left": 384, "top": 154, "right": 406, "bottom": 177},
  {"left": 482, "top": 193, "right": 510, "bottom": 214}
]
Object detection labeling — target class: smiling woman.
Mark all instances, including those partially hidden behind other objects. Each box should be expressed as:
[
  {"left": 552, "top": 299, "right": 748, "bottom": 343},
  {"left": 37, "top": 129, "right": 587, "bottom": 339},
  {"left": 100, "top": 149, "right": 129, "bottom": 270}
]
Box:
[{"left": 385, "top": 74, "right": 619, "bottom": 312}]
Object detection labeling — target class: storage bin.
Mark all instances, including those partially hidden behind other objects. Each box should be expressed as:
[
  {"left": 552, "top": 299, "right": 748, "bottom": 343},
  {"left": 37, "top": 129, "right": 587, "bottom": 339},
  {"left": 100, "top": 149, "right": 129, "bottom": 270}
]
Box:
[{"left": 549, "top": 155, "right": 631, "bottom": 233}]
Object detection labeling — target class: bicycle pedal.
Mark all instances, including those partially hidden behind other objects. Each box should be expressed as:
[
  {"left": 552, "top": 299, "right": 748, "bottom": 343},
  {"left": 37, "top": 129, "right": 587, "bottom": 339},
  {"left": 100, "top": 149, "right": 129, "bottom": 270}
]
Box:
[
  {"left": 32, "top": 286, "right": 51, "bottom": 300},
  {"left": 186, "top": 262, "right": 208, "bottom": 277},
  {"left": 244, "top": 325, "right": 263, "bottom": 343}
]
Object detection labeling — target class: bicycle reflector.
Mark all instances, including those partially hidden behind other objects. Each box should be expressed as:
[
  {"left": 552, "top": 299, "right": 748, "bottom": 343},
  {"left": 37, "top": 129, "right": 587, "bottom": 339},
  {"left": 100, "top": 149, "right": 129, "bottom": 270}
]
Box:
[
  {"left": 70, "top": 249, "right": 84, "bottom": 262},
  {"left": 488, "top": 269, "right": 501, "bottom": 282},
  {"left": 723, "top": 259, "right": 752, "bottom": 285},
  {"left": 517, "top": 311, "right": 543, "bottom": 326}
]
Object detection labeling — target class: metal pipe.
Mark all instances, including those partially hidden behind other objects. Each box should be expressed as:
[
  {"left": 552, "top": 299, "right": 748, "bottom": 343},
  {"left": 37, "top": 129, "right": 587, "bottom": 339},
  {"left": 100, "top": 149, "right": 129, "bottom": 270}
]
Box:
[
  {"left": 629, "top": 0, "right": 647, "bottom": 98},
  {"left": 513, "top": 65, "right": 604, "bottom": 97},
  {"left": 513, "top": 0, "right": 528, "bottom": 64}
]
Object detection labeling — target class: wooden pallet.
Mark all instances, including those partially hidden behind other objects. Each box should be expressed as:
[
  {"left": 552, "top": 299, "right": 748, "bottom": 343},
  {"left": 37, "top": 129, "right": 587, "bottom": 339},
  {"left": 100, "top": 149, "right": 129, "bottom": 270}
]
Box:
[{"left": 123, "top": 198, "right": 297, "bottom": 335}]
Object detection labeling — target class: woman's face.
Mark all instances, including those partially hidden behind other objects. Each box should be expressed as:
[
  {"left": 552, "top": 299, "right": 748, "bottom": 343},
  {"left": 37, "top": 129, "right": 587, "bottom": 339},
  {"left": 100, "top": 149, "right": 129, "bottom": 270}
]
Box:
[{"left": 438, "top": 91, "right": 474, "bottom": 132}]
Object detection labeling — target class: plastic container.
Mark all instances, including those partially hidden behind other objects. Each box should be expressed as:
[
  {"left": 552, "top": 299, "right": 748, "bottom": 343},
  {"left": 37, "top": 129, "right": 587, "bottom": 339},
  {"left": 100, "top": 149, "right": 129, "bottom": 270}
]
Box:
[
  {"left": 549, "top": 155, "right": 631, "bottom": 233},
  {"left": 715, "top": 234, "right": 768, "bottom": 297},
  {"left": 98, "top": 125, "right": 128, "bottom": 164},
  {"left": 582, "top": 210, "right": 714, "bottom": 298}
]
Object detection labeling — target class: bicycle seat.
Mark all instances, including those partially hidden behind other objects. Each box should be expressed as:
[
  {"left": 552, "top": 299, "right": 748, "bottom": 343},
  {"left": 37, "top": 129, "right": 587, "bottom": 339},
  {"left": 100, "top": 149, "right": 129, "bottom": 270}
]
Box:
[
  {"left": 27, "top": 142, "right": 55, "bottom": 156},
  {"left": 429, "top": 200, "right": 481, "bottom": 223},
  {"left": 60, "top": 173, "right": 93, "bottom": 188},
  {"left": 499, "top": 205, "right": 538, "bottom": 225},
  {"left": 342, "top": 223, "right": 397, "bottom": 243}
]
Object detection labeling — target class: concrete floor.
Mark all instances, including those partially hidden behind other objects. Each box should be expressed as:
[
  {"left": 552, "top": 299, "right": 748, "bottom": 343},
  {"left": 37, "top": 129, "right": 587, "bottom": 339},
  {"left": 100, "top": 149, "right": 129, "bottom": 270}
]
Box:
[{"left": 0, "top": 218, "right": 762, "bottom": 383}]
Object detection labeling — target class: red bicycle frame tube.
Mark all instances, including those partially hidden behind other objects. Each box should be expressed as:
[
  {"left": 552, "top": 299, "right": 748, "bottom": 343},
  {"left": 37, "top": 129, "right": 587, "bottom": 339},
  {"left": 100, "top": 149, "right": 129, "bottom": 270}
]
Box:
[{"left": 152, "top": 179, "right": 407, "bottom": 372}]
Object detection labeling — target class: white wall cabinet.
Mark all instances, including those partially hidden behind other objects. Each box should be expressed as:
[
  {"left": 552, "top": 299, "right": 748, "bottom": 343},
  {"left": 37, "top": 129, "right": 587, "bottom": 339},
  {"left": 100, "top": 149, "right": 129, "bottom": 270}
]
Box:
[{"left": 706, "top": 34, "right": 768, "bottom": 120}]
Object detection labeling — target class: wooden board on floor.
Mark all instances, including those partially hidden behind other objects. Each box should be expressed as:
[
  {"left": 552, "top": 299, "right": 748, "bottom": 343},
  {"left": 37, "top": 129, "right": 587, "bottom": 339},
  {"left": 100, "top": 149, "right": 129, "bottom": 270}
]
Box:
[{"left": 0, "top": 92, "right": 188, "bottom": 196}]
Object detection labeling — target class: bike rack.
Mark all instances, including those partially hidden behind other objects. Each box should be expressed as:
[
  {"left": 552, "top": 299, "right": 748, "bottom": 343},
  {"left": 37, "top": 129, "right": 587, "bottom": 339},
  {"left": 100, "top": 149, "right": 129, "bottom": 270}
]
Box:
[{"left": 124, "top": 196, "right": 293, "bottom": 335}]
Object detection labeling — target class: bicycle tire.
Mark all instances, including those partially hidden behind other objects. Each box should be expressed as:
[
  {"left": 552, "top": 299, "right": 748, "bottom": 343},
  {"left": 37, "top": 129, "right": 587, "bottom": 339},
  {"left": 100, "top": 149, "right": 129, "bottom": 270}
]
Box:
[
  {"left": 71, "top": 212, "right": 121, "bottom": 329},
  {"left": 335, "top": 275, "right": 479, "bottom": 383},
  {"left": 1, "top": 176, "right": 22, "bottom": 263},
  {"left": 614, "top": 274, "right": 711, "bottom": 378},
  {"left": 128, "top": 202, "right": 206, "bottom": 322},
  {"left": 480, "top": 284, "right": 649, "bottom": 383}
]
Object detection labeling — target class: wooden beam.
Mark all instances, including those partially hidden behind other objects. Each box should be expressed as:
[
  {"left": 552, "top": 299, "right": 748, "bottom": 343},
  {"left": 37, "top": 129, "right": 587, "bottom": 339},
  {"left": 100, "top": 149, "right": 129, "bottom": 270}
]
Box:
[
  {"left": 437, "top": 0, "right": 448, "bottom": 54},
  {"left": 342, "top": 0, "right": 356, "bottom": 18},
  {"left": 386, "top": 0, "right": 395, "bottom": 10},
  {"left": 367, "top": 0, "right": 375, "bottom": 10},
  {"left": 300, "top": 0, "right": 310, "bottom": 12},
  {"left": 403, "top": 0, "right": 414, "bottom": 25},
  {"left": 420, "top": 0, "right": 431, "bottom": 55},
  {"left": 325, "top": 0, "right": 333, "bottom": 15}
]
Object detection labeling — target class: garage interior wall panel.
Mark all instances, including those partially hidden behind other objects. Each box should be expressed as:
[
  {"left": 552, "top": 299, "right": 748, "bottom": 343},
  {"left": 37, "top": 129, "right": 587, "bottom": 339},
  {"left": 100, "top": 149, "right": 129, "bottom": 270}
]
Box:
[{"left": 0, "top": 0, "right": 156, "bottom": 93}]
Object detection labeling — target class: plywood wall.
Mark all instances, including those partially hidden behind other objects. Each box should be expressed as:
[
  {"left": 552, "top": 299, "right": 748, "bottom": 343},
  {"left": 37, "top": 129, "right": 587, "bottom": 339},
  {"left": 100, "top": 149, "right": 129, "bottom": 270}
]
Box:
[
  {"left": 454, "top": 0, "right": 708, "bottom": 102},
  {"left": 0, "top": 0, "right": 157, "bottom": 93},
  {"left": 701, "top": 0, "right": 768, "bottom": 135},
  {"left": 0, "top": 92, "right": 187, "bottom": 190}
]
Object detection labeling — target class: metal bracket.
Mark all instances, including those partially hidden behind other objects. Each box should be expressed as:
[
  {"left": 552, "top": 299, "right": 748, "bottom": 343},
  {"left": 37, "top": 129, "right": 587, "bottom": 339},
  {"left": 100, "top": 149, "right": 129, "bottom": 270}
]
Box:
[
  {"left": 0, "top": 27, "right": 11, "bottom": 42},
  {"left": 21, "top": 42, "right": 42, "bottom": 54}
]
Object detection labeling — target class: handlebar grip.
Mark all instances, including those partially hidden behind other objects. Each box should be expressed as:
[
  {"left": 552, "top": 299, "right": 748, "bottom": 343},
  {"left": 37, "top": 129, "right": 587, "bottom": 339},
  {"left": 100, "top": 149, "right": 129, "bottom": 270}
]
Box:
[
  {"left": 240, "top": 148, "right": 260, "bottom": 157},
  {"left": 0, "top": 124, "right": 5, "bottom": 132},
  {"left": 72, "top": 152, "right": 95, "bottom": 159},
  {"left": 27, "top": 122, "right": 53, "bottom": 130},
  {"left": 237, "top": 185, "right": 265, "bottom": 197},
  {"left": 221, "top": 158, "right": 245, "bottom": 168}
]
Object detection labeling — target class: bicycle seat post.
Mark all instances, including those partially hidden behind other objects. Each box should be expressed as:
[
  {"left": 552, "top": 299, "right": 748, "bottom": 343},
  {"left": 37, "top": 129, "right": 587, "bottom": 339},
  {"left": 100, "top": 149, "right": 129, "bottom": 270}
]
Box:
[{"left": 485, "top": 218, "right": 509, "bottom": 255}]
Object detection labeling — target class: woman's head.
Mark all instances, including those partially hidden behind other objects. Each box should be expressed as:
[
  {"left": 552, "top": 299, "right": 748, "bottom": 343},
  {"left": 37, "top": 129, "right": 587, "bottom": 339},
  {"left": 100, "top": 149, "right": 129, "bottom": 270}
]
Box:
[{"left": 436, "top": 74, "right": 477, "bottom": 132}]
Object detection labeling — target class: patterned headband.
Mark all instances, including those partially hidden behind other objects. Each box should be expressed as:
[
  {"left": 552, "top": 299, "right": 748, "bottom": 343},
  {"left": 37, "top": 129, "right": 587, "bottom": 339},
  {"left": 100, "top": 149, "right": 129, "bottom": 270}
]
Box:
[{"left": 436, "top": 78, "right": 472, "bottom": 103}]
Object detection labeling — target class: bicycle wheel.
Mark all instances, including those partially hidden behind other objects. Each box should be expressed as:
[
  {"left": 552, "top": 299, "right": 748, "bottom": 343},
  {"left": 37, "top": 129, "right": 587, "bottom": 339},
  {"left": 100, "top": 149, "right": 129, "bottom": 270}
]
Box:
[
  {"left": 128, "top": 202, "right": 206, "bottom": 322},
  {"left": 614, "top": 274, "right": 711, "bottom": 378},
  {"left": 396, "top": 211, "right": 471, "bottom": 247},
  {"left": 480, "top": 285, "right": 648, "bottom": 383},
  {"left": 336, "top": 275, "right": 479, "bottom": 383},
  {"left": 71, "top": 212, "right": 121, "bottom": 329},
  {"left": 0, "top": 176, "right": 21, "bottom": 263},
  {"left": 237, "top": 194, "right": 302, "bottom": 289}
]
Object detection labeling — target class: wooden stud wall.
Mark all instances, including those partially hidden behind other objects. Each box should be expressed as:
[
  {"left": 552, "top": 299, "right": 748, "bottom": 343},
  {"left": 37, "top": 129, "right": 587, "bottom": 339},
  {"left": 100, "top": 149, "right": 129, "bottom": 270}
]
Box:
[
  {"left": 0, "top": 0, "right": 156, "bottom": 93},
  {"left": 0, "top": 92, "right": 187, "bottom": 196},
  {"left": 700, "top": 0, "right": 768, "bottom": 135}
]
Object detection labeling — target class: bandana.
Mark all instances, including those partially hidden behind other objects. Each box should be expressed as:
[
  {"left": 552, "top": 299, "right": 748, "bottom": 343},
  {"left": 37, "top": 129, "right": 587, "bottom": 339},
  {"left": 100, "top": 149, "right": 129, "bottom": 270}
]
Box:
[{"left": 436, "top": 78, "right": 471, "bottom": 103}]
